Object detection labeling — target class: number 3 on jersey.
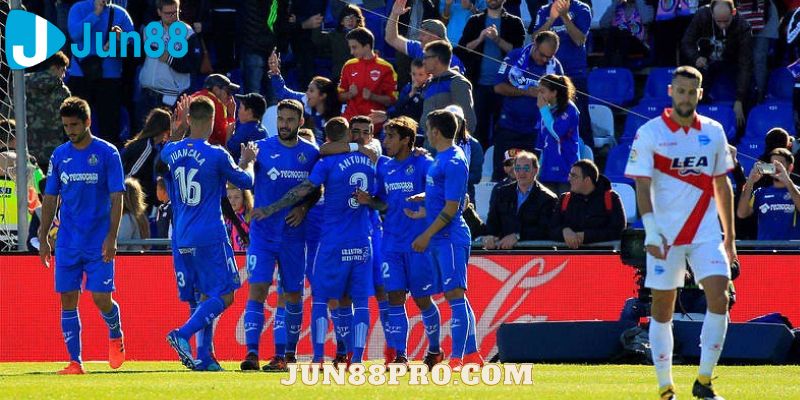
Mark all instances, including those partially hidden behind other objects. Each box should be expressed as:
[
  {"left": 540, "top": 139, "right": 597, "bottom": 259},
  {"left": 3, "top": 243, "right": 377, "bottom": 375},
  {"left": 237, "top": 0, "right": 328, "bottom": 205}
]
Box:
[
  {"left": 348, "top": 172, "right": 368, "bottom": 209},
  {"left": 174, "top": 166, "right": 201, "bottom": 206}
]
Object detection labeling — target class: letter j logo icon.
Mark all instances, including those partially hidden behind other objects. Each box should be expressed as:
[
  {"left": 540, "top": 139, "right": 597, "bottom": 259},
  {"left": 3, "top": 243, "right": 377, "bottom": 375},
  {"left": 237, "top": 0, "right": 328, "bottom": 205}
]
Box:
[{"left": 5, "top": 10, "right": 66, "bottom": 70}]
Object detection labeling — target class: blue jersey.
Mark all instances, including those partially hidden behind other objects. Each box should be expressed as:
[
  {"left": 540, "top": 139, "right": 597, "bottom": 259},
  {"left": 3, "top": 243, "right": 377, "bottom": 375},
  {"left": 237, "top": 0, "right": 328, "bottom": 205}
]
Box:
[
  {"left": 250, "top": 137, "right": 320, "bottom": 248},
  {"left": 45, "top": 138, "right": 125, "bottom": 249},
  {"left": 304, "top": 195, "right": 325, "bottom": 243},
  {"left": 496, "top": 44, "right": 563, "bottom": 135},
  {"left": 377, "top": 153, "right": 433, "bottom": 252},
  {"left": 161, "top": 138, "right": 254, "bottom": 248},
  {"left": 424, "top": 146, "right": 471, "bottom": 245},
  {"left": 533, "top": 1, "right": 591, "bottom": 78},
  {"left": 539, "top": 101, "right": 581, "bottom": 183},
  {"left": 227, "top": 121, "right": 268, "bottom": 162},
  {"left": 752, "top": 185, "right": 800, "bottom": 240},
  {"left": 308, "top": 152, "right": 375, "bottom": 244}
]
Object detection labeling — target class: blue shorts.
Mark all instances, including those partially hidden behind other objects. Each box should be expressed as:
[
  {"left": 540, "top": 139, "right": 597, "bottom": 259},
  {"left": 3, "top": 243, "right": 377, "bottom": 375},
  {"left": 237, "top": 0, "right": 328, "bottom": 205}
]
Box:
[
  {"left": 427, "top": 243, "right": 469, "bottom": 292},
  {"left": 178, "top": 242, "right": 240, "bottom": 298},
  {"left": 247, "top": 241, "right": 306, "bottom": 293},
  {"left": 372, "top": 231, "right": 385, "bottom": 289},
  {"left": 55, "top": 247, "right": 114, "bottom": 293},
  {"left": 314, "top": 239, "right": 374, "bottom": 300},
  {"left": 383, "top": 250, "right": 441, "bottom": 298},
  {"left": 172, "top": 247, "right": 197, "bottom": 302}
]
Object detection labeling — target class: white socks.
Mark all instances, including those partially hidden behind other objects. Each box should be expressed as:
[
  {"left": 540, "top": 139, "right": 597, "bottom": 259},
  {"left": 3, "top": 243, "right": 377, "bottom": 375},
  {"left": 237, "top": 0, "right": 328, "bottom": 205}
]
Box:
[
  {"left": 699, "top": 311, "right": 728, "bottom": 377},
  {"left": 649, "top": 319, "right": 674, "bottom": 388}
]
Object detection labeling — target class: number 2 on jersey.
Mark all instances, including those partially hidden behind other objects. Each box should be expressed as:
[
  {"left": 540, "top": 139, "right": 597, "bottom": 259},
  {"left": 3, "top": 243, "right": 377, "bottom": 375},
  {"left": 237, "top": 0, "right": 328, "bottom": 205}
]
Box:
[
  {"left": 348, "top": 172, "right": 368, "bottom": 209},
  {"left": 174, "top": 166, "right": 201, "bottom": 206}
]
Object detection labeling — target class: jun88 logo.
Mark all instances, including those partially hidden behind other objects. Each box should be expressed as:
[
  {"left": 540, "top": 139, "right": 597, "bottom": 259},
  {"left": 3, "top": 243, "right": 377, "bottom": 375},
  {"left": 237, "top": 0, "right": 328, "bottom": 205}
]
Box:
[{"left": 5, "top": 8, "right": 187, "bottom": 70}]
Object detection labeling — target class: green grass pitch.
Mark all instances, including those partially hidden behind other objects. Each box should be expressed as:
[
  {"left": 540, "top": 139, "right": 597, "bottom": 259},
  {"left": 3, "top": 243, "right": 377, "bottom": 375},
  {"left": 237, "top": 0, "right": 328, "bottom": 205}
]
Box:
[{"left": 1, "top": 362, "right": 798, "bottom": 399}]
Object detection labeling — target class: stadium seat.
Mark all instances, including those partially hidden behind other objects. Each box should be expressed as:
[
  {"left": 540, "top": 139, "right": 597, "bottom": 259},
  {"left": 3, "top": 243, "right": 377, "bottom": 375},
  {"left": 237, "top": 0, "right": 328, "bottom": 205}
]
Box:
[
  {"left": 588, "top": 104, "right": 616, "bottom": 148},
  {"left": 604, "top": 142, "right": 634, "bottom": 186},
  {"left": 119, "top": 106, "right": 131, "bottom": 143},
  {"left": 482, "top": 146, "right": 494, "bottom": 182},
  {"left": 744, "top": 103, "right": 795, "bottom": 142},
  {"left": 643, "top": 67, "right": 676, "bottom": 100},
  {"left": 621, "top": 99, "right": 667, "bottom": 142},
  {"left": 707, "top": 75, "right": 737, "bottom": 102},
  {"left": 766, "top": 67, "right": 794, "bottom": 103},
  {"left": 262, "top": 105, "right": 277, "bottom": 137},
  {"left": 581, "top": 144, "right": 594, "bottom": 161},
  {"left": 590, "top": 0, "right": 614, "bottom": 29},
  {"left": 697, "top": 103, "right": 737, "bottom": 141},
  {"left": 474, "top": 181, "right": 496, "bottom": 222},
  {"left": 737, "top": 139, "right": 764, "bottom": 175},
  {"left": 587, "top": 67, "right": 635, "bottom": 106},
  {"left": 611, "top": 182, "right": 637, "bottom": 223}
]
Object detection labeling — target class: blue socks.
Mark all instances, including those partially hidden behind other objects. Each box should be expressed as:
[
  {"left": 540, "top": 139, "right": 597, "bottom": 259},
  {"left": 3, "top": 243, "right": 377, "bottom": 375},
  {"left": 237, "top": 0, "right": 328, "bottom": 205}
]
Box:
[
  {"left": 465, "top": 297, "right": 478, "bottom": 354},
  {"left": 338, "top": 305, "right": 354, "bottom": 355},
  {"left": 333, "top": 308, "right": 346, "bottom": 355},
  {"left": 273, "top": 307, "right": 286, "bottom": 357},
  {"left": 197, "top": 318, "right": 215, "bottom": 361},
  {"left": 285, "top": 301, "right": 303, "bottom": 354},
  {"left": 311, "top": 302, "right": 328, "bottom": 362},
  {"left": 389, "top": 304, "right": 408, "bottom": 357},
  {"left": 378, "top": 299, "right": 392, "bottom": 350},
  {"left": 421, "top": 303, "right": 441, "bottom": 353},
  {"left": 352, "top": 298, "right": 370, "bottom": 363},
  {"left": 61, "top": 309, "right": 82, "bottom": 363},
  {"left": 448, "top": 298, "right": 469, "bottom": 359},
  {"left": 100, "top": 301, "right": 123, "bottom": 339},
  {"left": 177, "top": 297, "right": 225, "bottom": 339},
  {"left": 244, "top": 300, "right": 265, "bottom": 356}
]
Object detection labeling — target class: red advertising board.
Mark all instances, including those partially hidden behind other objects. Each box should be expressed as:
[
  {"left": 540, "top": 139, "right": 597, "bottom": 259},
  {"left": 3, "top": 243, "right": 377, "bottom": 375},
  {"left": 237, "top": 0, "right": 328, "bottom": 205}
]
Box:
[{"left": 0, "top": 254, "right": 797, "bottom": 362}]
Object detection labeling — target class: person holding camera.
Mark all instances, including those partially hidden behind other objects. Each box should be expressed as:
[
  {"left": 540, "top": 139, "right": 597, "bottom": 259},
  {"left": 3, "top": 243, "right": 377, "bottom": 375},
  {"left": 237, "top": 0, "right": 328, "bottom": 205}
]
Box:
[{"left": 736, "top": 148, "right": 800, "bottom": 240}]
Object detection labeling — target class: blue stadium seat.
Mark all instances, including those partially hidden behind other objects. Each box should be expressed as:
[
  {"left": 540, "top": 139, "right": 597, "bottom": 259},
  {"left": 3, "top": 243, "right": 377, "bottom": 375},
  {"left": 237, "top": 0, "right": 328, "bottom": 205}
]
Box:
[
  {"left": 737, "top": 139, "right": 764, "bottom": 176},
  {"left": 744, "top": 102, "right": 795, "bottom": 142},
  {"left": 119, "top": 106, "right": 131, "bottom": 143},
  {"left": 643, "top": 67, "right": 675, "bottom": 100},
  {"left": 707, "top": 75, "right": 737, "bottom": 102},
  {"left": 587, "top": 67, "right": 635, "bottom": 106},
  {"left": 697, "top": 103, "right": 737, "bottom": 141},
  {"left": 621, "top": 99, "right": 668, "bottom": 141},
  {"left": 604, "top": 142, "right": 634, "bottom": 186},
  {"left": 766, "top": 67, "right": 794, "bottom": 103}
]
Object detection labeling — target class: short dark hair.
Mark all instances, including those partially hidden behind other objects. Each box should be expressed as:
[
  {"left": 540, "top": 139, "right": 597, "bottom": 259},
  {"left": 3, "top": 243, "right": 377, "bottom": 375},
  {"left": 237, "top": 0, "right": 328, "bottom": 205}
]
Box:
[
  {"left": 769, "top": 148, "right": 794, "bottom": 165},
  {"left": 41, "top": 51, "right": 69, "bottom": 70},
  {"left": 573, "top": 159, "right": 599, "bottom": 184},
  {"left": 325, "top": 117, "right": 350, "bottom": 142},
  {"left": 60, "top": 96, "right": 91, "bottom": 121},
  {"left": 156, "top": 0, "right": 179, "bottom": 8},
  {"left": 189, "top": 96, "right": 215, "bottom": 122},
  {"left": 427, "top": 109, "right": 458, "bottom": 139},
  {"left": 277, "top": 99, "right": 304, "bottom": 120},
  {"left": 411, "top": 58, "right": 424, "bottom": 69},
  {"left": 765, "top": 128, "right": 792, "bottom": 152},
  {"left": 350, "top": 115, "right": 372, "bottom": 128},
  {"left": 384, "top": 116, "right": 418, "bottom": 151},
  {"left": 533, "top": 30, "right": 560, "bottom": 48},
  {"left": 423, "top": 40, "right": 452, "bottom": 66},
  {"left": 345, "top": 27, "right": 375, "bottom": 49},
  {"left": 673, "top": 65, "right": 703, "bottom": 87}
]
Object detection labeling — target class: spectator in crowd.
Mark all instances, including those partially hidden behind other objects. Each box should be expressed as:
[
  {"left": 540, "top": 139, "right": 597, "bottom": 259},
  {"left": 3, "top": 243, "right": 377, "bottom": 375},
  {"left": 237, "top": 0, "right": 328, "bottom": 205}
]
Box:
[
  {"left": 136, "top": 0, "right": 201, "bottom": 132},
  {"left": 493, "top": 31, "right": 562, "bottom": 180},
  {"left": 420, "top": 40, "right": 477, "bottom": 151},
  {"left": 729, "top": 144, "right": 758, "bottom": 240},
  {"left": 191, "top": 74, "right": 239, "bottom": 146},
  {"left": 194, "top": 0, "right": 238, "bottom": 72},
  {"left": 26, "top": 51, "right": 71, "bottom": 171},
  {"left": 237, "top": 0, "right": 290, "bottom": 97},
  {"left": 737, "top": 148, "right": 800, "bottom": 240},
  {"left": 225, "top": 183, "right": 253, "bottom": 251},
  {"left": 268, "top": 52, "right": 342, "bottom": 144},
  {"left": 447, "top": 105, "right": 485, "bottom": 203},
  {"left": 458, "top": 0, "right": 526, "bottom": 149},
  {"left": 483, "top": 151, "right": 557, "bottom": 248},
  {"left": 227, "top": 93, "right": 267, "bottom": 162},
  {"left": 442, "top": 0, "right": 487, "bottom": 46},
  {"left": 67, "top": 0, "right": 136, "bottom": 148},
  {"left": 154, "top": 176, "right": 172, "bottom": 241},
  {"left": 288, "top": 0, "right": 326, "bottom": 88},
  {"left": 27, "top": 180, "right": 50, "bottom": 252},
  {"left": 738, "top": 0, "right": 780, "bottom": 102},
  {"left": 530, "top": 0, "right": 593, "bottom": 147},
  {"left": 681, "top": 0, "right": 752, "bottom": 126},
  {"left": 537, "top": 74, "right": 581, "bottom": 194},
  {"left": 651, "top": 0, "right": 696, "bottom": 66},
  {"left": 122, "top": 107, "right": 171, "bottom": 209},
  {"left": 338, "top": 28, "right": 397, "bottom": 128},
  {"left": 370, "top": 59, "right": 429, "bottom": 128},
  {"left": 118, "top": 177, "right": 151, "bottom": 251},
  {"left": 313, "top": 4, "right": 365, "bottom": 83},
  {"left": 390, "top": 0, "right": 441, "bottom": 88},
  {"left": 598, "top": 0, "right": 654, "bottom": 67},
  {"left": 550, "top": 159, "right": 626, "bottom": 248}
]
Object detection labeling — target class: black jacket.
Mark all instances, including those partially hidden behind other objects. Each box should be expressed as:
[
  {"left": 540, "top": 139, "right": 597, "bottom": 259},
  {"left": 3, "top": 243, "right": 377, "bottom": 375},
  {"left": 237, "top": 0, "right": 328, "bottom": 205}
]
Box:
[
  {"left": 398, "top": 0, "right": 439, "bottom": 37},
  {"left": 456, "top": 9, "right": 526, "bottom": 84},
  {"left": 549, "top": 175, "right": 626, "bottom": 243},
  {"left": 122, "top": 138, "right": 159, "bottom": 208},
  {"left": 486, "top": 180, "right": 557, "bottom": 240},
  {"left": 237, "top": 0, "right": 290, "bottom": 56}
]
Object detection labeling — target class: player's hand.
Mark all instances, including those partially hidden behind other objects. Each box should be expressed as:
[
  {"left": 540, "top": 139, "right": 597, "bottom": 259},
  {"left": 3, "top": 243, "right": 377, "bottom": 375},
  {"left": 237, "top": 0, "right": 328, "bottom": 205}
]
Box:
[
  {"left": 406, "top": 193, "right": 426, "bottom": 202},
  {"left": 724, "top": 237, "right": 738, "bottom": 270},
  {"left": 285, "top": 206, "right": 308, "bottom": 227},
  {"left": 38, "top": 234, "right": 51, "bottom": 268},
  {"left": 403, "top": 206, "right": 426, "bottom": 219},
  {"left": 411, "top": 232, "right": 431, "bottom": 252},
  {"left": 645, "top": 234, "right": 670, "bottom": 260},
  {"left": 369, "top": 110, "right": 388, "bottom": 125},
  {"left": 498, "top": 233, "right": 518, "bottom": 250},
  {"left": 358, "top": 145, "right": 379, "bottom": 163},
  {"left": 102, "top": 235, "right": 117, "bottom": 263},
  {"left": 482, "top": 235, "right": 498, "bottom": 250},
  {"left": 362, "top": 88, "right": 372, "bottom": 101},
  {"left": 391, "top": 0, "right": 410, "bottom": 16},
  {"left": 171, "top": 94, "right": 191, "bottom": 138},
  {"left": 240, "top": 142, "right": 259, "bottom": 165},
  {"left": 733, "top": 101, "right": 745, "bottom": 127},
  {"left": 251, "top": 206, "right": 274, "bottom": 220},
  {"left": 354, "top": 189, "right": 372, "bottom": 205}
]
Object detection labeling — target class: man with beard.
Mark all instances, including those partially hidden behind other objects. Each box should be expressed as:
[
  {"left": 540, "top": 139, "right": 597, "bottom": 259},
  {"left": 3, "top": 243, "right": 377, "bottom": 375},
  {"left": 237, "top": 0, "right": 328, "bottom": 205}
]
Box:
[
  {"left": 239, "top": 99, "right": 321, "bottom": 371},
  {"left": 624, "top": 66, "right": 737, "bottom": 400}
]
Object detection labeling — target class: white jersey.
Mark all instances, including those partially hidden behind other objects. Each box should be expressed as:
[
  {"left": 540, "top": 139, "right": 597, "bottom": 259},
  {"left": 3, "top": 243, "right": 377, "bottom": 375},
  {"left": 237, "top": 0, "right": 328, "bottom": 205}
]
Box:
[{"left": 625, "top": 109, "right": 733, "bottom": 246}]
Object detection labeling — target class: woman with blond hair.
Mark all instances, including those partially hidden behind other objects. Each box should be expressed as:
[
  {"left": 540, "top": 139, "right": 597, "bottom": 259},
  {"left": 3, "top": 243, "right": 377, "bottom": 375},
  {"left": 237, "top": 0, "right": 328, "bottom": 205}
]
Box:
[
  {"left": 225, "top": 183, "right": 254, "bottom": 251},
  {"left": 118, "top": 177, "right": 151, "bottom": 251}
]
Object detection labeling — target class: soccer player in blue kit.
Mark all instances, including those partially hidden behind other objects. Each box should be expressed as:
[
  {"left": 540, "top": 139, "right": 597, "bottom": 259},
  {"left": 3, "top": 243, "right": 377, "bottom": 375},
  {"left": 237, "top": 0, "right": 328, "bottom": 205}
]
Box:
[
  {"left": 160, "top": 96, "right": 256, "bottom": 370},
  {"left": 355, "top": 116, "right": 445, "bottom": 369},
  {"left": 408, "top": 110, "right": 483, "bottom": 370},
  {"left": 239, "top": 99, "right": 320, "bottom": 372},
  {"left": 38, "top": 97, "right": 127, "bottom": 375},
  {"left": 254, "top": 117, "right": 376, "bottom": 367}
]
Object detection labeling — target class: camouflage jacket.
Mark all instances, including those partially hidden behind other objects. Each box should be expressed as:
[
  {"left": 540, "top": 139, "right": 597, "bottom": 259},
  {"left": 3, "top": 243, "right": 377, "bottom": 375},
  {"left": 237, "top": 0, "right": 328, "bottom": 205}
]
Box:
[{"left": 25, "top": 71, "right": 70, "bottom": 166}]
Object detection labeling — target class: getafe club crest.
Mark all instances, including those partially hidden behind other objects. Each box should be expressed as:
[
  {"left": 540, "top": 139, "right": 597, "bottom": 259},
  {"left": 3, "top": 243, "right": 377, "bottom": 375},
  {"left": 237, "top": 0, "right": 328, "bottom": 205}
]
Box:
[
  {"left": 405, "top": 164, "right": 414, "bottom": 175},
  {"left": 297, "top": 152, "right": 307, "bottom": 164},
  {"left": 88, "top": 154, "right": 98, "bottom": 166}
]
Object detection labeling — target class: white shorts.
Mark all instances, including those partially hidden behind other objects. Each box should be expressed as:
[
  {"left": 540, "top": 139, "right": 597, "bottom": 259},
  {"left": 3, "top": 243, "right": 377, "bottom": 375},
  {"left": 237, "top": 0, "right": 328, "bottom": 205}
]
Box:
[{"left": 645, "top": 240, "right": 730, "bottom": 290}]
